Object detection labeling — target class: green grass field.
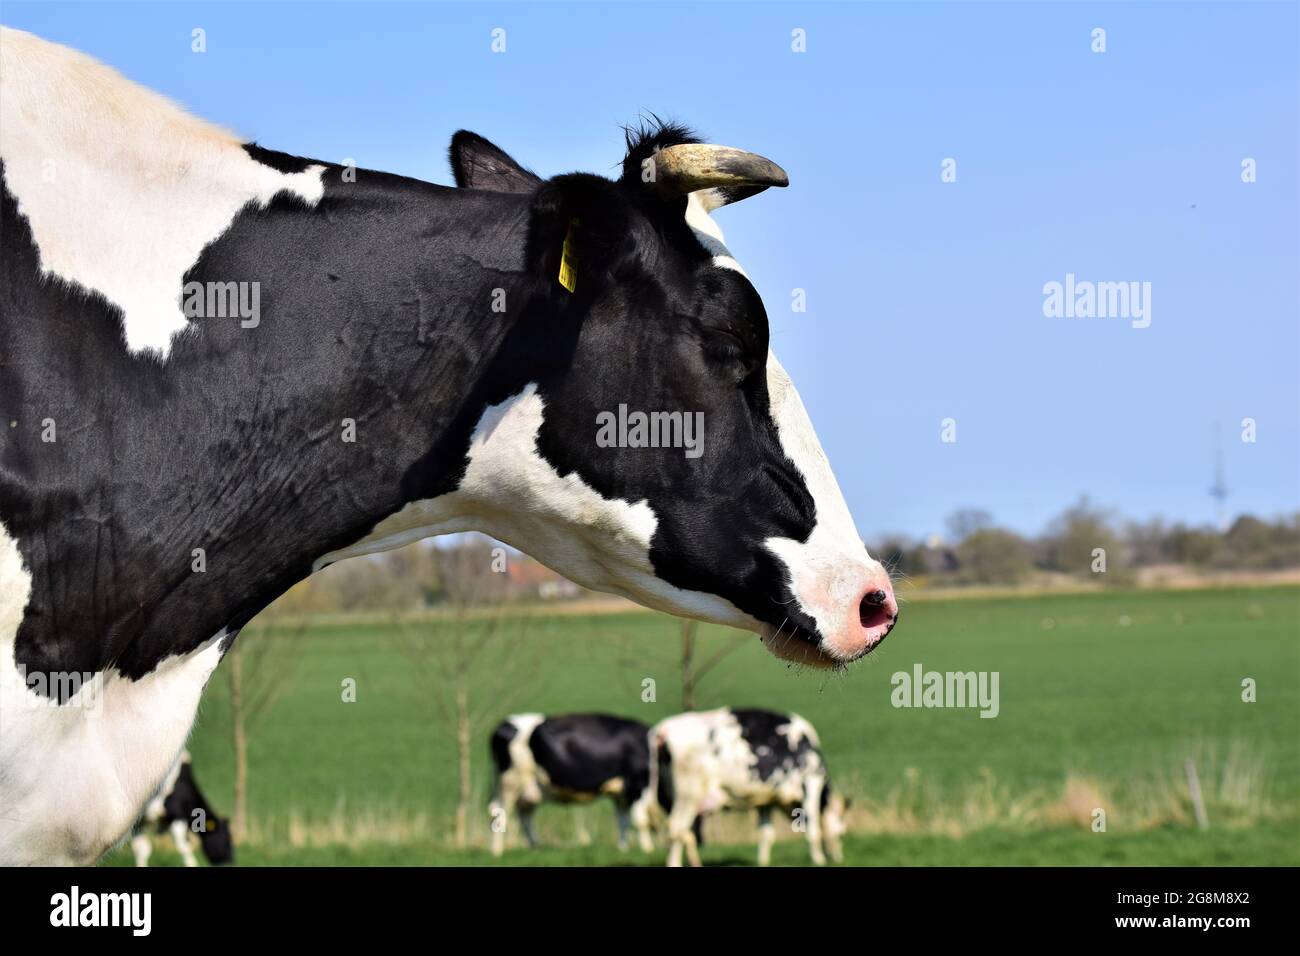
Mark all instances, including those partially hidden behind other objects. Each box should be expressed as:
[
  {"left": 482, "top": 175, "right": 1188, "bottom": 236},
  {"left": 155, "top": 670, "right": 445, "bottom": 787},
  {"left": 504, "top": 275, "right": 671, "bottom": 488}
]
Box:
[{"left": 105, "top": 585, "right": 1300, "bottom": 867}]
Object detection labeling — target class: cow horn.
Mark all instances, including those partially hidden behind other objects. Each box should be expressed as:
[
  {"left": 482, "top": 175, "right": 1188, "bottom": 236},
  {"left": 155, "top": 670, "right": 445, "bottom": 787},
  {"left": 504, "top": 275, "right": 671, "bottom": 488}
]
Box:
[{"left": 648, "top": 144, "right": 789, "bottom": 202}]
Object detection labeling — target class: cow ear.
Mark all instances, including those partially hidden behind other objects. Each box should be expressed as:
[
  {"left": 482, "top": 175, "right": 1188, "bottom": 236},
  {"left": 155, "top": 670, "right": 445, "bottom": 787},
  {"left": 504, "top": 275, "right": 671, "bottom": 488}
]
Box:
[
  {"left": 525, "top": 174, "right": 634, "bottom": 297},
  {"left": 449, "top": 131, "right": 542, "bottom": 193}
]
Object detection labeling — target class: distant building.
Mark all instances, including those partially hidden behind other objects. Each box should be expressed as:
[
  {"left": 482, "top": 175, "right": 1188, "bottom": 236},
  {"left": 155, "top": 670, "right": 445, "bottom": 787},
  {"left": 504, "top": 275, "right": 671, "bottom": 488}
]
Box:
[{"left": 505, "top": 557, "right": 581, "bottom": 599}]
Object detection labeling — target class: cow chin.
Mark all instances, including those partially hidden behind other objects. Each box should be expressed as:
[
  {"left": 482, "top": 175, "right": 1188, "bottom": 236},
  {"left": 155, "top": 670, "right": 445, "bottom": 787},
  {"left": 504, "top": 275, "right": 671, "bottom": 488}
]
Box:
[{"left": 758, "top": 625, "right": 850, "bottom": 670}]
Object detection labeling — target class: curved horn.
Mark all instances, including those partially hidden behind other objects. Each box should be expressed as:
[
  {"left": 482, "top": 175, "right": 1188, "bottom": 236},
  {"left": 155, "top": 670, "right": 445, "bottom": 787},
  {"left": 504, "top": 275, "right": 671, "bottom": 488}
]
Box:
[{"left": 648, "top": 144, "right": 789, "bottom": 201}]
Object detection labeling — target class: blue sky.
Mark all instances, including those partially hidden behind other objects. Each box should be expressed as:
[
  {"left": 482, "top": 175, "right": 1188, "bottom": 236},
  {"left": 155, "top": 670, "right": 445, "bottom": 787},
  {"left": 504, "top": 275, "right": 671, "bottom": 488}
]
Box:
[{"left": 5, "top": 1, "right": 1297, "bottom": 541}]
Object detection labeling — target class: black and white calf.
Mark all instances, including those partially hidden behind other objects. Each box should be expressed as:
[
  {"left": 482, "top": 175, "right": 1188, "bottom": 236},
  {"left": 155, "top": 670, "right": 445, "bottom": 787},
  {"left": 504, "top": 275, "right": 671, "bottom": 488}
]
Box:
[
  {"left": 1, "top": 28, "right": 899, "bottom": 864},
  {"left": 489, "top": 714, "right": 652, "bottom": 855},
  {"left": 632, "top": 708, "right": 847, "bottom": 867},
  {"left": 130, "top": 752, "right": 233, "bottom": 867}
]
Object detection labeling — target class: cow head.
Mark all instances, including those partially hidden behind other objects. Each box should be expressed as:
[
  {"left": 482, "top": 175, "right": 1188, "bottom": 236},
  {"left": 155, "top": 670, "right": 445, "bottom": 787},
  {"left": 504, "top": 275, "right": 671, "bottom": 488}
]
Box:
[
  {"left": 443, "top": 123, "right": 897, "bottom": 667},
  {"left": 199, "top": 814, "right": 234, "bottom": 865}
]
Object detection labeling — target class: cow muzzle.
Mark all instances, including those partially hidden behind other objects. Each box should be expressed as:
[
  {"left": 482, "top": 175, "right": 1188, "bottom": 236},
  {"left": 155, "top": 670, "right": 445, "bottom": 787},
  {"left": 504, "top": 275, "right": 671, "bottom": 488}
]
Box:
[{"left": 760, "top": 563, "right": 899, "bottom": 668}]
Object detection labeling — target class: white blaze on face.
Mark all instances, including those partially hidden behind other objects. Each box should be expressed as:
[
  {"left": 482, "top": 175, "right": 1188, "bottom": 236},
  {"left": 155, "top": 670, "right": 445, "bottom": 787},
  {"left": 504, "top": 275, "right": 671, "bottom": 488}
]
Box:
[
  {"left": 763, "top": 352, "right": 895, "bottom": 661},
  {"left": 683, "top": 192, "right": 896, "bottom": 665},
  {"left": 684, "top": 191, "right": 748, "bottom": 277},
  {"left": 0, "top": 27, "right": 325, "bottom": 356}
]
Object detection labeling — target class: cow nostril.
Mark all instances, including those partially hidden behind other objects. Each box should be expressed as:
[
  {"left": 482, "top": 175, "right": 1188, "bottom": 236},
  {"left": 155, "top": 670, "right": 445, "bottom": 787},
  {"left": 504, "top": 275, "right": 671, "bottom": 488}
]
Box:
[{"left": 859, "top": 590, "right": 892, "bottom": 629}]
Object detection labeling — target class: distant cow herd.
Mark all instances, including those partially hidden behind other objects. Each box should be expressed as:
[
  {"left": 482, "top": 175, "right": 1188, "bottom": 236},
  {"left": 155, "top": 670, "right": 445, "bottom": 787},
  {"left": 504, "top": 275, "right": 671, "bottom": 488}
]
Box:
[{"left": 491, "top": 709, "right": 847, "bottom": 867}]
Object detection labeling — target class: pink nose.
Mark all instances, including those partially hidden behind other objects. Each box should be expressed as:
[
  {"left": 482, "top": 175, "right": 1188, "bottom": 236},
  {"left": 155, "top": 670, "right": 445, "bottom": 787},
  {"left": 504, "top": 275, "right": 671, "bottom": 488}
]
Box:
[{"left": 857, "top": 582, "right": 899, "bottom": 648}]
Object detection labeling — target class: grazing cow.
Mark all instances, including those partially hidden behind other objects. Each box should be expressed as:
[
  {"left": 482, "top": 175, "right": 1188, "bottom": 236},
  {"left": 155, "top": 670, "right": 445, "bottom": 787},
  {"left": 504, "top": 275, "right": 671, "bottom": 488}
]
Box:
[
  {"left": 0, "top": 27, "right": 899, "bottom": 864},
  {"left": 632, "top": 708, "right": 848, "bottom": 867},
  {"left": 130, "top": 751, "right": 233, "bottom": 867},
  {"left": 489, "top": 713, "right": 652, "bottom": 855}
]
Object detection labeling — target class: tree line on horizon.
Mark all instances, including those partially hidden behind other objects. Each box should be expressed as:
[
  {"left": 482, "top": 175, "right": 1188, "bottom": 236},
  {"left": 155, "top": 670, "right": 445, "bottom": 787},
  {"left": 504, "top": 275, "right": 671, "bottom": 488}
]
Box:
[{"left": 873, "top": 499, "right": 1300, "bottom": 588}]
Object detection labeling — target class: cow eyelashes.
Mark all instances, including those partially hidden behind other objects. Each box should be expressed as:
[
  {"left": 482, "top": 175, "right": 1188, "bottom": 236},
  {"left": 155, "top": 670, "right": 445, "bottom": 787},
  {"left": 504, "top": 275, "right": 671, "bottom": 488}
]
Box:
[{"left": 701, "top": 327, "right": 747, "bottom": 364}]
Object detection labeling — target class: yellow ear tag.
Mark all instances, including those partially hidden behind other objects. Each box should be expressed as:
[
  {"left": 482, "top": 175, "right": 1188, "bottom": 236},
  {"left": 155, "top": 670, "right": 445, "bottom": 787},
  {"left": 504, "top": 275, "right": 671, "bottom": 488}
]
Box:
[{"left": 558, "top": 219, "right": 578, "bottom": 293}]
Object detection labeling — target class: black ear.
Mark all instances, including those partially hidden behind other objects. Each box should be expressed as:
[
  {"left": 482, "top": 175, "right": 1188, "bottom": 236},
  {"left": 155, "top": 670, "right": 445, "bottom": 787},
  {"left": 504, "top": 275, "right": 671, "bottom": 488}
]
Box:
[
  {"left": 449, "top": 131, "right": 542, "bottom": 193},
  {"left": 525, "top": 174, "right": 636, "bottom": 298}
]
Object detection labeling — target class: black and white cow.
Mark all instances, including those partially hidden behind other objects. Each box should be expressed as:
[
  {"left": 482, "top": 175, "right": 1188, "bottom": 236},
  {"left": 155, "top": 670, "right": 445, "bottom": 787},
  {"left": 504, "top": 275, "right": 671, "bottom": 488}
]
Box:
[
  {"left": 489, "top": 713, "right": 653, "bottom": 855},
  {"left": 631, "top": 708, "right": 848, "bottom": 867},
  {"left": 129, "top": 751, "right": 233, "bottom": 867},
  {"left": 0, "top": 28, "right": 899, "bottom": 864}
]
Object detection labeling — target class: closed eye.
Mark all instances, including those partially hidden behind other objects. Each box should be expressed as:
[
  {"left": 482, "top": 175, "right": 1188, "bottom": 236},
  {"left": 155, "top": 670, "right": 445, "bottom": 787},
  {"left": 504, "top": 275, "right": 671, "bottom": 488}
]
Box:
[{"left": 702, "top": 327, "right": 746, "bottom": 363}]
